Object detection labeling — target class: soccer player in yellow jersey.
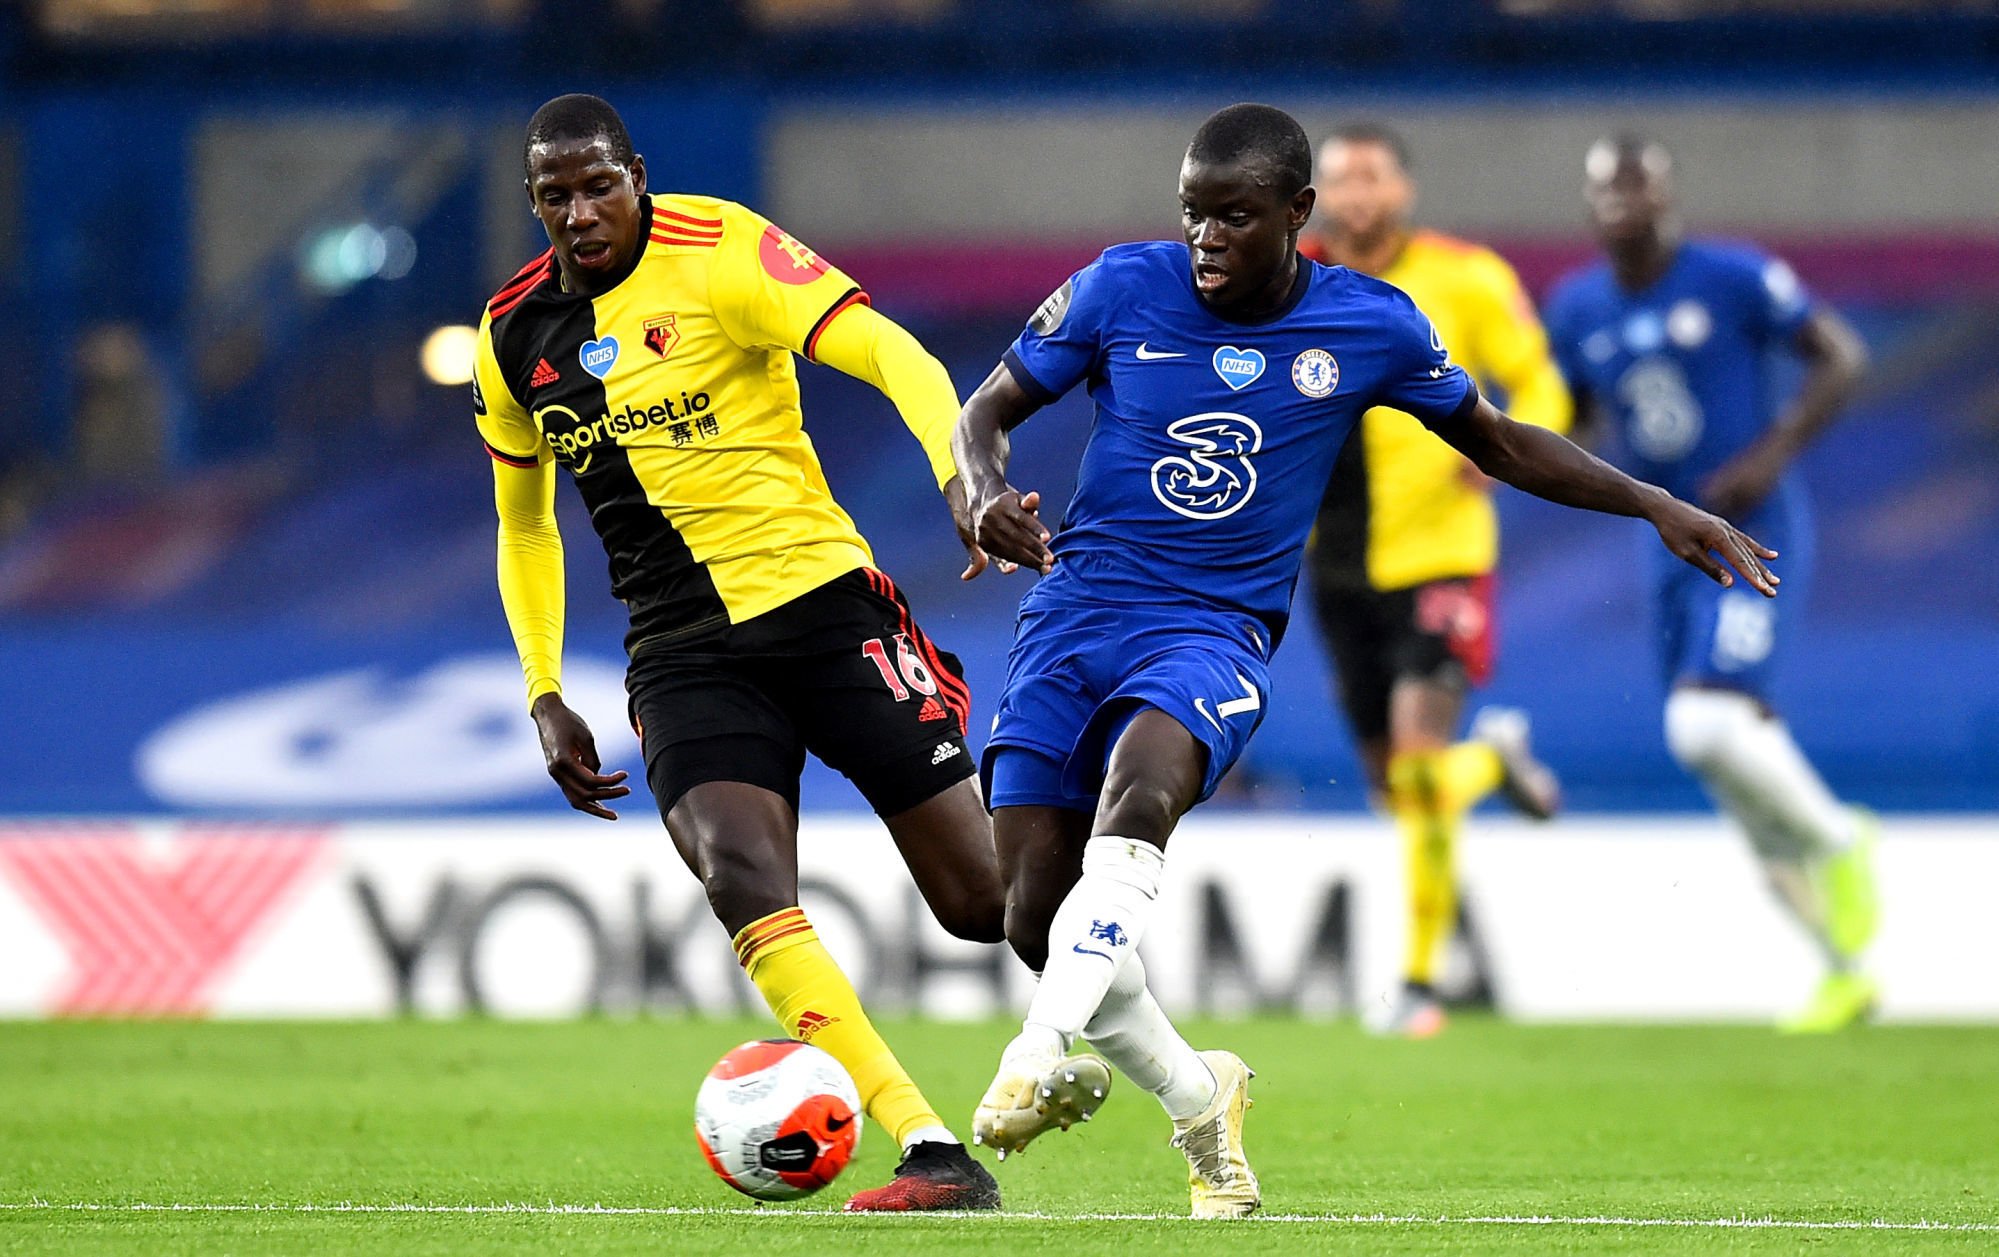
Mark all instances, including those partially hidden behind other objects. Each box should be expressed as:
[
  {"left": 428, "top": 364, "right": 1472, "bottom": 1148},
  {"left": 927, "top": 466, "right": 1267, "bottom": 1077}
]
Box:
[
  {"left": 1301, "top": 124, "right": 1573, "bottom": 1037},
  {"left": 474, "top": 95, "right": 1003, "bottom": 1210}
]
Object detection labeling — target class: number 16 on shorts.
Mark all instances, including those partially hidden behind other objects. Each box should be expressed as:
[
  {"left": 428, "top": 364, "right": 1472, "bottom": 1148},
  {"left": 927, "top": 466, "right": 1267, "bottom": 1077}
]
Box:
[{"left": 861, "top": 634, "right": 937, "bottom": 701}]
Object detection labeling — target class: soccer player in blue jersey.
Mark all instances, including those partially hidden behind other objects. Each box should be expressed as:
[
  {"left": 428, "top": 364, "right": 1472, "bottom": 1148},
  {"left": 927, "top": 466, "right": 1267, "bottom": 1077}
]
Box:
[
  {"left": 1543, "top": 134, "right": 1878, "bottom": 1033},
  {"left": 950, "top": 105, "right": 1778, "bottom": 1217}
]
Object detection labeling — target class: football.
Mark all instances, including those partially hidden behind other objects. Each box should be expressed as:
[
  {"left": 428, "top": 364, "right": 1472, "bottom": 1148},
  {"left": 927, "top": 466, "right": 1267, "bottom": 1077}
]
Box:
[{"left": 694, "top": 1039, "right": 863, "bottom": 1200}]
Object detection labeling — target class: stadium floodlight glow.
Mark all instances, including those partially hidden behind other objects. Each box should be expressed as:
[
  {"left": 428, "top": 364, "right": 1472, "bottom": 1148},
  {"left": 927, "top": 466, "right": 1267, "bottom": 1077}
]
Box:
[
  {"left": 300, "top": 223, "right": 419, "bottom": 292},
  {"left": 421, "top": 324, "right": 479, "bottom": 387}
]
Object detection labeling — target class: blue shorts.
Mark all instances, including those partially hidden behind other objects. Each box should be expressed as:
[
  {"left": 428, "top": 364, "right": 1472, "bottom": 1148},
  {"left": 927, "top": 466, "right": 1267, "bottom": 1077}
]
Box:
[
  {"left": 1655, "top": 491, "right": 1812, "bottom": 701},
  {"left": 982, "top": 601, "right": 1272, "bottom": 814}
]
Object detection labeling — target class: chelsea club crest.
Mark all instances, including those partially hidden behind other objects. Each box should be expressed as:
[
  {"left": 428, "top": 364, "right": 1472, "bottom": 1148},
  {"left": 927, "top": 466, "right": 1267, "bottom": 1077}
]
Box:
[{"left": 1291, "top": 348, "right": 1339, "bottom": 398}]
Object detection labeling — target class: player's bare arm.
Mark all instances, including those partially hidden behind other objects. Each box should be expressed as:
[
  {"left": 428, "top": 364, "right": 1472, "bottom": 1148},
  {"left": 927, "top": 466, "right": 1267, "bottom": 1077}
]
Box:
[
  {"left": 530, "top": 691, "right": 630, "bottom": 820},
  {"left": 953, "top": 363, "right": 1053, "bottom": 577},
  {"left": 1434, "top": 392, "right": 1780, "bottom": 596},
  {"left": 1700, "top": 305, "right": 1868, "bottom": 519}
]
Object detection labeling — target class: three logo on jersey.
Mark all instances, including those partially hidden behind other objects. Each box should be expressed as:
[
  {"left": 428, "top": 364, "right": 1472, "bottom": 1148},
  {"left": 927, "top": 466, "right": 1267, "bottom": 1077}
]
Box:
[{"left": 1133, "top": 343, "right": 1339, "bottom": 520}]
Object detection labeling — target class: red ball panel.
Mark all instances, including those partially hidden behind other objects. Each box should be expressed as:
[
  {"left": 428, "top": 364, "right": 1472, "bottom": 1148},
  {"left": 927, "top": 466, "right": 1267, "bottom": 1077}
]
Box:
[
  {"left": 708, "top": 1038, "right": 805, "bottom": 1081},
  {"left": 768, "top": 1090, "right": 860, "bottom": 1191}
]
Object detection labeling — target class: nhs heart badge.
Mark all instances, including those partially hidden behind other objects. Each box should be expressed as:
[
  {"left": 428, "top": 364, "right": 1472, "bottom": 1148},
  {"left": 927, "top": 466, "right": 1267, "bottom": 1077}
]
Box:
[
  {"left": 579, "top": 336, "right": 620, "bottom": 379},
  {"left": 1212, "top": 346, "right": 1265, "bottom": 391}
]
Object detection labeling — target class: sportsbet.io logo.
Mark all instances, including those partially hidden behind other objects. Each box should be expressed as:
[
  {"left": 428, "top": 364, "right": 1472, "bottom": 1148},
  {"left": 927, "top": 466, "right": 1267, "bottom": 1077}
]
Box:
[{"left": 535, "top": 391, "right": 719, "bottom": 471}]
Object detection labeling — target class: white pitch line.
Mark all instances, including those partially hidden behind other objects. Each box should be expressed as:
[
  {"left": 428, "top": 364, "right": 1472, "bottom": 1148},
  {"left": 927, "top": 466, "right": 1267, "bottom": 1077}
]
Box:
[{"left": 0, "top": 1202, "right": 1995, "bottom": 1232}]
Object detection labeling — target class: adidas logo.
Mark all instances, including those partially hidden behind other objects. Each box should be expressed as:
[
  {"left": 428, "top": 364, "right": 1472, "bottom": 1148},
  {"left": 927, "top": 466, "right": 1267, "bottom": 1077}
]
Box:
[
  {"left": 796, "top": 1010, "right": 839, "bottom": 1041},
  {"left": 916, "top": 697, "right": 948, "bottom": 723},
  {"left": 930, "top": 742, "right": 961, "bottom": 766},
  {"left": 530, "top": 357, "right": 560, "bottom": 388}
]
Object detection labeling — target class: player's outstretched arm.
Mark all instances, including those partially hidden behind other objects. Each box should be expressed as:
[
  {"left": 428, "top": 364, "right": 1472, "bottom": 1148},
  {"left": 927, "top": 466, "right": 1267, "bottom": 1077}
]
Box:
[
  {"left": 1433, "top": 393, "right": 1780, "bottom": 596},
  {"left": 1700, "top": 306, "right": 1867, "bottom": 520},
  {"left": 953, "top": 363, "right": 1053, "bottom": 578},
  {"left": 809, "top": 303, "right": 993, "bottom": 578}
]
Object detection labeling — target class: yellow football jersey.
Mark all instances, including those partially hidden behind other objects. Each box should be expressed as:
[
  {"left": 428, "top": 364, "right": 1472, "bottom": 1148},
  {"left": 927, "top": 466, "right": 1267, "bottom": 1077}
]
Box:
[
  {"left": 473, "top": 194, "right": 897, "bottom": 655},
  {"left": 1307, "top": 230, "right": 1572, "bottom": 591}
]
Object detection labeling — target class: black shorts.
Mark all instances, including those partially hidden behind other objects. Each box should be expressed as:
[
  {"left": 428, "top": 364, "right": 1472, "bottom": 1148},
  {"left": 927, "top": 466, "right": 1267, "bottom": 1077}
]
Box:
[
  {"left": 1312, "top": 574, "right": 1495, "bottom": 743},
  {"left": 625, "top": 567, "right": 975, "bottom": 819}
]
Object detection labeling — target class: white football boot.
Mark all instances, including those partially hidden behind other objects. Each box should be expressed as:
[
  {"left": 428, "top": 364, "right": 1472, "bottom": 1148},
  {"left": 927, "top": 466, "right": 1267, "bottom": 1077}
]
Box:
[
  {"left": 971, "top": 1041, "right": 1112, "bottom": 1160},
  {"left": 1172, "top": 1049, "right": 1260, "bottom": 1218},
  {"left": 1469, "top": 706, "right": 1562, "bottom": 821}
]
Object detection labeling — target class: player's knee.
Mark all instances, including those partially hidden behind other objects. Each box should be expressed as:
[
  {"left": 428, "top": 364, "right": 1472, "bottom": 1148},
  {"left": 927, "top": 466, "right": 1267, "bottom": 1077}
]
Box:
[
  {"left": 934, "top": 881, "right": 1007, "bottom": 946},
  {"left": 689, "top": 838, "right": 791, "bottom": 936},
  {"left": 1664, "top": 688, "right": 1759, "bottom": 773},
  {"left": 1002, "top": 894, "right": 1056, "bottom": 972},
  {"left": 1094, "top": 769, "right": 1188, "bottom": 846}
]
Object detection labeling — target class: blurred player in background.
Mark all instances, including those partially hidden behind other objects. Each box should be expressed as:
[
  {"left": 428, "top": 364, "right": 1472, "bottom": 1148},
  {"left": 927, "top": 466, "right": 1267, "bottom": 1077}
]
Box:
[
  {"left": 1543, "top": 134, "right": 1879, "bottom": 1033},
  {"left": 1303, "top": 123, "right": 1573, "bottom": 1038},
  {"left": 473, "top": 94, "right": 1006, "bottom": 1208},
  {"left": 954, "top": 103, "right": 1777, "bottom": 1217}
]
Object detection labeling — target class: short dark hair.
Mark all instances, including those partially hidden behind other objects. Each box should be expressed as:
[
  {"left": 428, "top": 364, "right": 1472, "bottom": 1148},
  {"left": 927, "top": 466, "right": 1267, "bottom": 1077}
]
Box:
[
  {"left": 1328, "top": 121, "right": 1412, "bottom": 172},
  {"left": 1187, "top": 103, "right": 1312, "bottom": 197},
  {"left": 523, "top": 93, "right": 635, "bottom": 179}
]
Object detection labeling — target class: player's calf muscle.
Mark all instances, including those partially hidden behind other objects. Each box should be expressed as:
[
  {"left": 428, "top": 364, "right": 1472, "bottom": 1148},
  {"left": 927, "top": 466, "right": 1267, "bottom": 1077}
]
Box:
[{"left": 884, "top": 782, "right": 1006, "bottom": 944}]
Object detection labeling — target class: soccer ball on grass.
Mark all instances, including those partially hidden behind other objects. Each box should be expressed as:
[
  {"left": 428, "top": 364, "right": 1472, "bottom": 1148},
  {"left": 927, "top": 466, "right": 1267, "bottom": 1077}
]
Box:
[{"left": 694, "top": 1039, "right": 861, "bottom": 1200}]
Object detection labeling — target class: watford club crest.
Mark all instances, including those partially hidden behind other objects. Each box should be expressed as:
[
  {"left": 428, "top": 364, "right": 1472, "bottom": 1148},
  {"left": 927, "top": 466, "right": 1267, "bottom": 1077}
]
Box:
[{"left": 644, "top": 313, "right": 680, "bottom": 359}]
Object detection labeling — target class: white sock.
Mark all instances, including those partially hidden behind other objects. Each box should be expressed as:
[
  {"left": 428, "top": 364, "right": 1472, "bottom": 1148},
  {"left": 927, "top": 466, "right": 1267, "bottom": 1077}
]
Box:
[
  {"left": 1664, "top": 688, "right": 1856, "bottom": 862},
  {"left": 1083, "top": 951, "right": 1216, "bottom": 1121},
  {"left": 900, "top": 1124, "right": 957, "bottom": 1151},
  {"left": 1760, "top": 860, "right": 1848, "bottom": 972},
  {"left": 1665, "top": 688, "right": 1856, "bottom": 965},
  {"left": 1020, "top": 835, "right": 1166, "bottom": 1046}
]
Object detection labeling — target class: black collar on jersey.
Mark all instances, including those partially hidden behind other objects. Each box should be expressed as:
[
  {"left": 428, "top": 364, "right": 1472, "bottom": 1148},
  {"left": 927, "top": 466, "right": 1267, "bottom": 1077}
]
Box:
[{"left": 1189, "top": 251, "right": 1315, "bottom": 327}]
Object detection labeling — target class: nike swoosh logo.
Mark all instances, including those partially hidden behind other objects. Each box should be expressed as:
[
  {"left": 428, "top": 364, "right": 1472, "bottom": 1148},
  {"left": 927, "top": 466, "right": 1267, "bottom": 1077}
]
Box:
[
  {"left": 827, "top": 1114, "right": 852, "bottom": 1132},
  {"left": 1194, "top": 675, "right": 1261, "bottom": 733},
  {"left": 1135, "top": 343, "right": 1185, "bottom": 360},
  {"left": 1071, "top": 942, "right": 1114, "bottom": 961}
]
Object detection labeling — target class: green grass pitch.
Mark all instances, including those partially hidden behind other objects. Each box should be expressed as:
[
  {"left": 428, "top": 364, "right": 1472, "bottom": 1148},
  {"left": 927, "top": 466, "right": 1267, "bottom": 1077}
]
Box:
[{"left": 3, "top": 1017, "right": 1996, "bottom": 1254}]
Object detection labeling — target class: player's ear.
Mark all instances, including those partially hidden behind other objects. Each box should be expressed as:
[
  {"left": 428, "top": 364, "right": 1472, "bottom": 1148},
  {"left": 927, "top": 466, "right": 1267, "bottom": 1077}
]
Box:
[
  {"left": 1289, "top": 184, "right": 1316, "bottom": 231},
  {"left": 630, "top": 154, "right": 648, "bottom": 198}
]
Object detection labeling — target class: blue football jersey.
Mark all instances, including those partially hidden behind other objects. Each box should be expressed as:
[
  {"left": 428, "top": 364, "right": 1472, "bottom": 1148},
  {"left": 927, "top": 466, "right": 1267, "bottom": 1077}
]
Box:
[
  {"left": 1004, "top": 241, "right": 1475, "bottom": 643},
  {"left": 1542, "top": 238, "right": 1813, "bottom": 504}
]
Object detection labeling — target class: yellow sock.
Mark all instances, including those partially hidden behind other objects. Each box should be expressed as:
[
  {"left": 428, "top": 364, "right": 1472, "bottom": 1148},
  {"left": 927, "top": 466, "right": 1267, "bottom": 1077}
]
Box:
[
  {"left": 734, "top": 907, "right": 945, "bottom": 1148},
  {"left": 1388, "top": 742, "right": 1502, "bottom": 987},
  {"left": 1437, "top": 740, "right": 1504, "bottom": 810}
]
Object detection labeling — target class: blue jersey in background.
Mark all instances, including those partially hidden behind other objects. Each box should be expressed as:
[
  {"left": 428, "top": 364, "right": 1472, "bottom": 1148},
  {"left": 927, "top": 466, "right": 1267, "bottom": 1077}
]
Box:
[
  {"left": 1543, "top": 238, "right": 1820, "bottom": 697},
  {"left": 1542, "top": 238, "right": 1811, "bottom": 501}
]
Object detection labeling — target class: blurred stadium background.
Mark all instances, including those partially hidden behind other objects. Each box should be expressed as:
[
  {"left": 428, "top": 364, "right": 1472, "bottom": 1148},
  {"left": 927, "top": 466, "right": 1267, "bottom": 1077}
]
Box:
[{"left": 0, "top": 0, "right": 1995, "bottom": 1023}]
